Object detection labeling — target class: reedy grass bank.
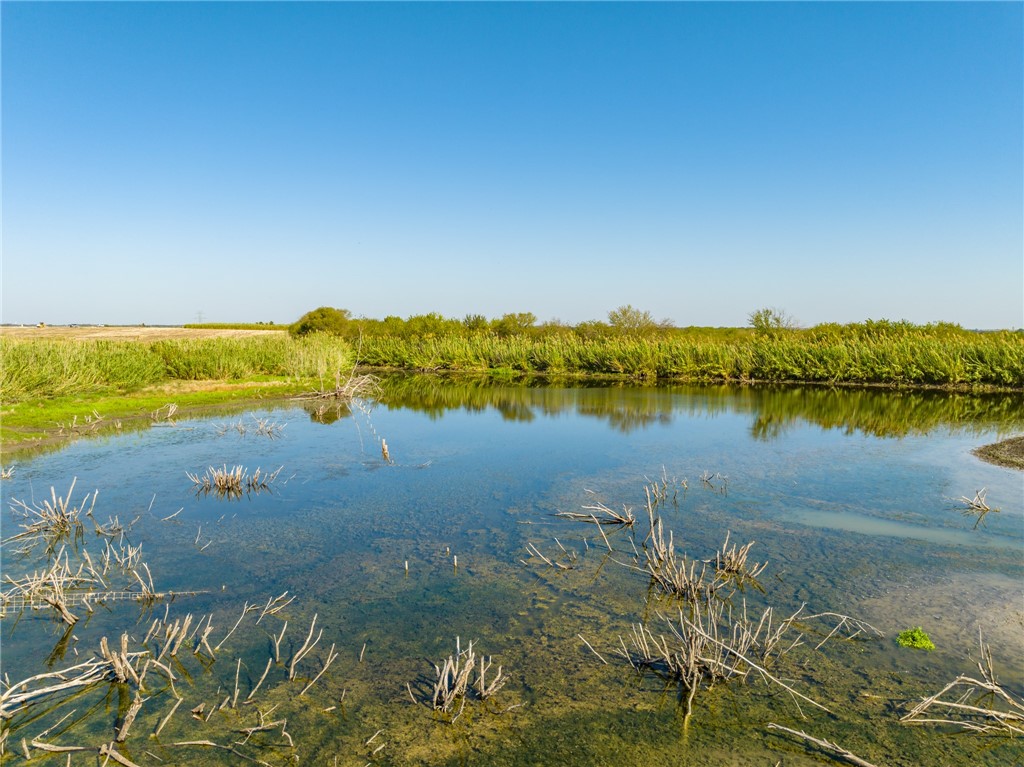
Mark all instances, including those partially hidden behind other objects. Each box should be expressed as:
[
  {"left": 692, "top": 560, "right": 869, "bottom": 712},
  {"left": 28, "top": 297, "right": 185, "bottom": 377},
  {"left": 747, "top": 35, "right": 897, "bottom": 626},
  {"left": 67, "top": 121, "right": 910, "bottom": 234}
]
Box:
[
  {"left": 356, "top": 331, "right": 1024, "bottom": 388},
  {"left": 3, "top": 329, "right": 1022, "bottom": 408},
  {"left": 1, "top": 334, "right": 353, "bottom": 404}
]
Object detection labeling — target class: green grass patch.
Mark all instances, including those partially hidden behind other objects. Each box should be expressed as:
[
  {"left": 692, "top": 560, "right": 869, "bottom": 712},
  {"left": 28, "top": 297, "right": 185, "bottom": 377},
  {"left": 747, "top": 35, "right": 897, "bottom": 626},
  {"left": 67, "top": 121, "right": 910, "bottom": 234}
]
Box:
[{"left": 0, "top": 380, "right": 309, "bottom": 457}]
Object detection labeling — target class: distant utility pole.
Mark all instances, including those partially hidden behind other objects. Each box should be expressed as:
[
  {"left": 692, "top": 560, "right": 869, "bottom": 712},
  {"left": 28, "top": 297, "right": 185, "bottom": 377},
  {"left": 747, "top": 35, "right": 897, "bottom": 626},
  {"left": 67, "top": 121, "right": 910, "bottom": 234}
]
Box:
[{"left": 195, "top": 311, "right": 204, "bottom": 324}]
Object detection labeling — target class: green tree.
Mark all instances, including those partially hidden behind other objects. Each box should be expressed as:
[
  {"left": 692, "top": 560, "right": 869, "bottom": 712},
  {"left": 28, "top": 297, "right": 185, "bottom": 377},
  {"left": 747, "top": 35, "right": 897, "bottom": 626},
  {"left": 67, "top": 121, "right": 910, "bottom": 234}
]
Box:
[
  {"left": 289, "top": 307, "right": 352, "bottom": 337},
  {"left": 492, "top": 312, "right": 537, "bottom": 337},
  {"left": 462, "top": 313, "right": 489, "bottom": 333},
  {"left": 405, "top": 313, "right": 463, "bottom": 337},
  {"left": 608, "top": 305, "right": 657, "bottom": 334},
  {"left": 748, "top": 307, "right": 798, "bottom": 335},
  {"left": 572, "top": 320, "right": 608, "bottom": 339}
]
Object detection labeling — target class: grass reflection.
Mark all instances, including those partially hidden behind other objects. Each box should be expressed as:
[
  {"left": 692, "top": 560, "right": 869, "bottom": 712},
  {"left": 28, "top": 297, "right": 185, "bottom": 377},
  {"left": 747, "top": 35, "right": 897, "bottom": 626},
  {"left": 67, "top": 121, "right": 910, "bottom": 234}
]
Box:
[{"left": 380, "top": 374, "right": 1024, "bottom": 439}]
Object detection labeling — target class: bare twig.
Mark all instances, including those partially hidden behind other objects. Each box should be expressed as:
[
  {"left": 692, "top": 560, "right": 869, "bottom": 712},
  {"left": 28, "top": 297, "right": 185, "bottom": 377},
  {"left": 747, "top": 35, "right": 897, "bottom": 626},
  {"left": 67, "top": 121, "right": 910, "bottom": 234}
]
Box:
[{"left": 767, "top": 724, "right": 880, "bottom": 767}]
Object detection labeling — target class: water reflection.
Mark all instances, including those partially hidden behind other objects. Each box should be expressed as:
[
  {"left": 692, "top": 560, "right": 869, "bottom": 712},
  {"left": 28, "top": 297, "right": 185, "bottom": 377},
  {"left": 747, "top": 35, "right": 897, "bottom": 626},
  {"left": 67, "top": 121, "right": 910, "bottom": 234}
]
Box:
[{"left": 379, "top": 374, "right": 1024, "bottom": 439}]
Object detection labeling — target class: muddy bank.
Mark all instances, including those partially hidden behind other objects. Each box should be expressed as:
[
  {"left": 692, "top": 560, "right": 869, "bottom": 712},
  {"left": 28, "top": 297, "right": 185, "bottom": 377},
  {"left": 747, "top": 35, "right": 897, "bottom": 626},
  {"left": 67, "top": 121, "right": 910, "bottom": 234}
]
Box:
[{"left": 973, "top": 435, "right": 1024, "bottom": 470}]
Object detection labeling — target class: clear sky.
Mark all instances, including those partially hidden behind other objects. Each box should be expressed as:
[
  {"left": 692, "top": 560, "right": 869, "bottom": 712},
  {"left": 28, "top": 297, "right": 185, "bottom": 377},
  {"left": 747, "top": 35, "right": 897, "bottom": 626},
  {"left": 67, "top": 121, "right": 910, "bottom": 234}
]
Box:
[{"left": 2, "top": 2, "right": 1022, "bottom": 329}]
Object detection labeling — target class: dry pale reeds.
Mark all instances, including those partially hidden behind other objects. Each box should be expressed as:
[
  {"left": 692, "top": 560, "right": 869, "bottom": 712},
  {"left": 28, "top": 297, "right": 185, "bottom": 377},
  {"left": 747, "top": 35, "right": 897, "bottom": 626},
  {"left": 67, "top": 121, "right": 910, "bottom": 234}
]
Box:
[
  {"left": 640, "top": 507, "right": 718, "bottom": 602},
  {"left": 713, "top": 531, "right": 768, "bottom": 591},
  {"left": 0, "top": 546, "right": 98, "bottom": 625},
  {"left": 637, "top": 484, "right": 766, "bottom": 601},
  {"left": 186, "top": 465, "right": 283, "bottom": 498},
  {"left": 215, "top": 415, "right": 287, "bottom": 439},
  {"left": 408, "top": 637, "right": 508, "bottom": 721},
  {"left": 555, "top": 498, "right": 635, "bottom": 527},
  {"left": 4, "top": 479, "right": 96, "bottom": 554},
  {"left": 150, "top": 403, "right": 178, "bottom": 423},
  {"left": 619, "top": 601, "right": 833, "bottom": 718},
  {"left": 56, "top": 410, "right": 106, "bottom": 436}
]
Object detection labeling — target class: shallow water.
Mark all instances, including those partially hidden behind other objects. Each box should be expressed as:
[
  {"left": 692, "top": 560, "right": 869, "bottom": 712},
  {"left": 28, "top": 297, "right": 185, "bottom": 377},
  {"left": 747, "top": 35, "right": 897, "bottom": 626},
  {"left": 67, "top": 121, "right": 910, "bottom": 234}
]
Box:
[{"left": 2, "top": 378, "right": 1022, "bottom": 765}]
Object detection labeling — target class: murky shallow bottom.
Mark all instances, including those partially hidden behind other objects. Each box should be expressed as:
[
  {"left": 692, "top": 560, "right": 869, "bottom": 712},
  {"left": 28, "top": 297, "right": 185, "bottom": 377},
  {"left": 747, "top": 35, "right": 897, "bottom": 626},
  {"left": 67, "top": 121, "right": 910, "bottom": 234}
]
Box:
[{"left": 2, "top": 380, "right": 1022, "bottom": 765}]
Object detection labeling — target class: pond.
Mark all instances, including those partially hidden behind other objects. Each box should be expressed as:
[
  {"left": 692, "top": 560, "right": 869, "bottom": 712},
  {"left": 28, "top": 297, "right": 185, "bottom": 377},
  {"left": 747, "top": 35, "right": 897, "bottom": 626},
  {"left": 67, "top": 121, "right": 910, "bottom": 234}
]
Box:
[{"left": 2, "top": 376, "right": 1022, "bottom": 765}]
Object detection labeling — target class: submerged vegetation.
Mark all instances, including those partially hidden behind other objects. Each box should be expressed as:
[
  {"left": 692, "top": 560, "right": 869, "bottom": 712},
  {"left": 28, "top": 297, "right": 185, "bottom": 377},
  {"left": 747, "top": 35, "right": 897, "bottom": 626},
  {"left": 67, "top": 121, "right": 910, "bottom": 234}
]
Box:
[
  {"left": 548, "top": 479, "right": 884, "bottom": 720},
  {"left": 2, "top": 372, "right": 1020, "bottom": 764},
  {"left": 1, "top": 481, "right": 340, "bottom": 762}
]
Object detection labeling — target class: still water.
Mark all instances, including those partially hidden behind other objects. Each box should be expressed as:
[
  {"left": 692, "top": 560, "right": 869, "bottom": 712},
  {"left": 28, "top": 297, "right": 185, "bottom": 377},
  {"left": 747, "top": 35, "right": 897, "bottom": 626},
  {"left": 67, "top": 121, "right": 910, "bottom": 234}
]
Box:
[{"left": 2, "top": 377, "right": 1022, "bottom": 765}]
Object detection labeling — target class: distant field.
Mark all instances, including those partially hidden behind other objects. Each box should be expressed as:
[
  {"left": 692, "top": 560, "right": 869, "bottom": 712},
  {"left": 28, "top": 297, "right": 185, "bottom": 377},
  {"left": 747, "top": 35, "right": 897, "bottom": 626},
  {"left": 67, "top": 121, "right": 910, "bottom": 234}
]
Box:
[{"left": 0, "top": 326, "right": 281, "bottom": 341}]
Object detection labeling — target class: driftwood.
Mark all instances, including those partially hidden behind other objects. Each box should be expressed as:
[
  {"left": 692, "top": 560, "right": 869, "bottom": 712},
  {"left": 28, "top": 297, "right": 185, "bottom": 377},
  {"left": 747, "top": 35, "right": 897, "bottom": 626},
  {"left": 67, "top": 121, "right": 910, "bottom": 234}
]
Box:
[
  {"left": 295, "top": 371, "right": 381, "bottom": 401},
  {"left": 1, "top": 635, "right": 149, "bottom": 719},
  {"left": 767, "top": 724, "right": 880, "bottom": 767},
  {"left": 901, "top": 632, "right": 1024, "bottom": 735},
  {"left": 555, "top": 499, "right": 635, "bottom": 527}
]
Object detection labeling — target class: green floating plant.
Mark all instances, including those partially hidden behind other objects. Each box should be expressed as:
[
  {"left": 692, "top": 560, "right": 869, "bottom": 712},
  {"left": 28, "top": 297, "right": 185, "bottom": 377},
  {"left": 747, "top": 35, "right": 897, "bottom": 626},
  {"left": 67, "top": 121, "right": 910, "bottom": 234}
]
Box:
[{"left": 896, "top": 627, "right": 936, "bottom": 651}]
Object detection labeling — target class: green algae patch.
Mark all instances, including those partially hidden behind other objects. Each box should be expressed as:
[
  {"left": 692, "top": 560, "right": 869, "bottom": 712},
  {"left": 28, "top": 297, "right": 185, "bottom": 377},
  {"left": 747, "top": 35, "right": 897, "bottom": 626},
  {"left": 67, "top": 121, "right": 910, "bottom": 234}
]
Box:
[{"left": 897, "top": 627, "right": 936, "bottom": 651}]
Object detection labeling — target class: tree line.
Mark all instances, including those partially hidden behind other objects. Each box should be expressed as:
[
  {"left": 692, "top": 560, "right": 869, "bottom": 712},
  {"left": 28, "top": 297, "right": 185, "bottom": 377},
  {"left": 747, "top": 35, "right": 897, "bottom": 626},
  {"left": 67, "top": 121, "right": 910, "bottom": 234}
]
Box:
[{"left": 289, "top": 305, "right": 980, "bottom": 342}]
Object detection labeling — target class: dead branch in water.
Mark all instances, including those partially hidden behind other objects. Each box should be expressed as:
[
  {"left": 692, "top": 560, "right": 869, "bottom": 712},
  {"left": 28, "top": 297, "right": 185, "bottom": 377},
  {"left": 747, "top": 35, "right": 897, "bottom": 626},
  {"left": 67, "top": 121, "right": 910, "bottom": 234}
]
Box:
[
  {"left": 555, "top": 497, "right": 635, "bottom": 527},
  {"left": 901, "top": 631, "right": 1024, "bottom": 735},
  {"left": 524, "top": 540, "right": 576, "bottom": 570},
  {"left": 1, "top": 634, "right": 151, "bottom": 719},
  {"left": 288, "top": 614, "right": 323, "bottom": 680},
  {"left": 766, "top": 724, "right": 881, "bottom": 767},
  {"left": 296, "top": 371, "right": 381, "bottom": 401},
  {"left": 958, "top": 488, "right": 1001, "bottom": 529}
]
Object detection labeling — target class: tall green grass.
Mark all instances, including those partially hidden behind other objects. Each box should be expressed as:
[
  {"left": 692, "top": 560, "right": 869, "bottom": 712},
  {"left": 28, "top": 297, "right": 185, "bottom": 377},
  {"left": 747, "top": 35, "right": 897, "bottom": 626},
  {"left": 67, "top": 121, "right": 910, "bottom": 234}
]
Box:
[
  {"left": 1, "top": 335, "right": 353, "bottom": 403},
  {"left": 356, "top": 331, "right": 1024, "bottom": 387},
  {"left": 3, "top": 327, "right": 1020, "bottom": 404}
]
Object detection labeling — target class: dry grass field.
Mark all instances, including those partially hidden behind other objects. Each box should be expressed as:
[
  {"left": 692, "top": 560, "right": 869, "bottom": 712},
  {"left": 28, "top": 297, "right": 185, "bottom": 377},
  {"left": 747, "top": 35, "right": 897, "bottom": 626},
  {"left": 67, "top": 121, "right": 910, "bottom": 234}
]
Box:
[{"left": 0, "top": 325, "right": 279, "bottom": 341}]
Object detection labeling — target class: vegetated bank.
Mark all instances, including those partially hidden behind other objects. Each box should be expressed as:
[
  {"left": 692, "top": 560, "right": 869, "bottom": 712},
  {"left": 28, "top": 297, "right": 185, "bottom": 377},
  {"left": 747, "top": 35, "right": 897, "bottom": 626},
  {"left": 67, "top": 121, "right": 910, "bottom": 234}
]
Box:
[
  {"left": 283, "top": 307, "right": 1024, "bottom": 389},
  {"left": 2, "top": 311, "right": 1021, "bottom": 455},
  {"left": 0, "top": 331, "right": 353, "bottom": 453}
]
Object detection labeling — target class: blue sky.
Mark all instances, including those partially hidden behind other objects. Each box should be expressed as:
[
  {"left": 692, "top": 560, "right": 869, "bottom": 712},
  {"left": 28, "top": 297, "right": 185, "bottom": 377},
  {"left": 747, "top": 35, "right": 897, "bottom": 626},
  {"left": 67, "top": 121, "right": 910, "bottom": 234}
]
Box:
[{"left": 3, "top": 2, "right": 1021, "bottom": 329}]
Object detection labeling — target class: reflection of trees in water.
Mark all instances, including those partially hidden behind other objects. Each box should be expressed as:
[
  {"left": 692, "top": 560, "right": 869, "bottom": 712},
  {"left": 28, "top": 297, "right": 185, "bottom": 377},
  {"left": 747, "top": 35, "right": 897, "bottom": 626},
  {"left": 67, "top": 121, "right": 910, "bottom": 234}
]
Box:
[
  {"left": 305, "top": 402, "right": 353, "bottom": 425},
  {"left": 377, "top": 374, "right": 1024, "bottom": 439}
]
